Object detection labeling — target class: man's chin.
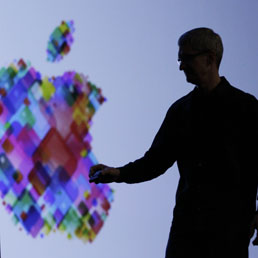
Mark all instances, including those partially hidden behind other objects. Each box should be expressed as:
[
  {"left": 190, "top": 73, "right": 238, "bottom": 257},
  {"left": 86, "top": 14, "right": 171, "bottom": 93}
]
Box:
[{"left": 186, "top": 75, "right": 197, "bottom": 85}]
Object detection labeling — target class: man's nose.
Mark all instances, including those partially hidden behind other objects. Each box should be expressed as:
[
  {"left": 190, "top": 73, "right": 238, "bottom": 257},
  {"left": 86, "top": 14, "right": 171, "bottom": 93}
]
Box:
[{"left": 179, "top": 61, "right": 185, "bottom": 71}]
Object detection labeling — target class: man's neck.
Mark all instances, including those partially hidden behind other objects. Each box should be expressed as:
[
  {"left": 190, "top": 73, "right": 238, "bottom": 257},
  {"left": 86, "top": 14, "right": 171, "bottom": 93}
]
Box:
[{"left": 197, "top": 74, "right": 221, "bottom": 94}]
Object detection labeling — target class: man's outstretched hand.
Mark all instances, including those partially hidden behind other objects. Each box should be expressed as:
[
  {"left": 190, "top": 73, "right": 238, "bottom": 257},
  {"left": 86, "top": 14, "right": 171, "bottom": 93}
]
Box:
[
  {"left": 250, "top": 213, "right": 258, "bottom": 246},
  {"left": 89, "top": 164, "right": 121, "bottom": 184}
]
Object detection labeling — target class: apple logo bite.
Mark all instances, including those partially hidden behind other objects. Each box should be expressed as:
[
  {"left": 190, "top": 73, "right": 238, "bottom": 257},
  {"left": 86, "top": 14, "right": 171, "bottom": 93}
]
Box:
[{"left": 0, "top": 20, "right": 114, "bottom": 243}]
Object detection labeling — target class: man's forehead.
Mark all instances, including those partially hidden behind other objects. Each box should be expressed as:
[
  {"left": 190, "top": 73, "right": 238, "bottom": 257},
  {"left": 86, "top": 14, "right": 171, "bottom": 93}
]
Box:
[{"left": 178, "top": 44, "right": 196, "bottom": 55}]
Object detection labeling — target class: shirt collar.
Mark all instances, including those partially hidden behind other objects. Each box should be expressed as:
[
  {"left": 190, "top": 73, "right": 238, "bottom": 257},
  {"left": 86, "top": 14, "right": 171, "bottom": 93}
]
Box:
[{"left": 193, "top": 76, "right": 230, "bottom": 99}]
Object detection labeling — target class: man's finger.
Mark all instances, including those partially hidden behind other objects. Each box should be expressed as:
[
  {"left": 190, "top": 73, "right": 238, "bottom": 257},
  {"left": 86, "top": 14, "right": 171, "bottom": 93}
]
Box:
[
  {"left": 252, "top": 235, "right": 258, "bottom": 245},
  {"left": 89, "top": 170, "right": 103, "bottom": 183},
  {"left": 249, "top": 224, "right": 255, "bottom": 239},
  {"left": 89, "top": 164, "right": 106, "bottom": 177}
]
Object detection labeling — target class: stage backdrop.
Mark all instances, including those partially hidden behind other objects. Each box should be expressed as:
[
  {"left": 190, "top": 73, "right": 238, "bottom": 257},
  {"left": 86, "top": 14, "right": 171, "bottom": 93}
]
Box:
[{"left": 0, "top": 0, "right": 257, "bottom": 258}]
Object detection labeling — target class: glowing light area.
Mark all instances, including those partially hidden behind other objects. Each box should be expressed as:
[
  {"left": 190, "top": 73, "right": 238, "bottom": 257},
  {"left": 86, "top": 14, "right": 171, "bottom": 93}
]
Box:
[
  {"left": 0, "top": 59, "right": 113, "bottom": 242},
  {"left": 47, "top": 20, "right": 75, "bottom": 62}
]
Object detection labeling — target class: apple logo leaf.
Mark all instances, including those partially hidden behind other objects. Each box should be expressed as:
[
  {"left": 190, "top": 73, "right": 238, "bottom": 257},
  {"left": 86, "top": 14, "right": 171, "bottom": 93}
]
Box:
[{"left": 47, "top": 20, "right": 75, "bottom": 62}]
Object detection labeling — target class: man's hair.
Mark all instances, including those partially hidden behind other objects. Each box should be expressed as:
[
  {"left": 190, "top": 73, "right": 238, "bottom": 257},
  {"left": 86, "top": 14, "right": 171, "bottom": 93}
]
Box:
[{"left": 178, "top": 27, "right": 224, "bottom": 68}]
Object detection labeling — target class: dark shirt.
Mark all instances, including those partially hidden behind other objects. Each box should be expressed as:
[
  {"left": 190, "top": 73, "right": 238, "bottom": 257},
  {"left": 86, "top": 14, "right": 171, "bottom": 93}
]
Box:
[{"left": 118, "top": 77, "right": 258, "bottom": 232}]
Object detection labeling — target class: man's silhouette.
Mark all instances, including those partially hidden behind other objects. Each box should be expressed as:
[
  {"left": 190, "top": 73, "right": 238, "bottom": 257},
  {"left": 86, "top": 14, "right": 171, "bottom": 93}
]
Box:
[{"left": 90, "top": 27, "right": 258, "bottom": 258}]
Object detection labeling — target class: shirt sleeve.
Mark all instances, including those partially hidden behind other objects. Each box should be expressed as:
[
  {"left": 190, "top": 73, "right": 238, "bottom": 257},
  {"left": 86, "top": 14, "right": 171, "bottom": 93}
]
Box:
[{"left": 117, "top": 105, "right": 178, "bottom": 183}]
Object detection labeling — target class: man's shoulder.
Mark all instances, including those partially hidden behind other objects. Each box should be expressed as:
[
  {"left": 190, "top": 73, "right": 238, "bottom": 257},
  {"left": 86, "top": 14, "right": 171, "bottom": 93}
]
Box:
[
  {"left": 224, "top": 78, "right": 257, "bottom": 103},
  {"left": 168, "top": 91, "right": 194, "bottom": 112},
  {"left": 222, "top": 78, "right": 258, "bottom": 117},
  {"left": 164, "top": 93, "right": 193, "bottom": 119}
]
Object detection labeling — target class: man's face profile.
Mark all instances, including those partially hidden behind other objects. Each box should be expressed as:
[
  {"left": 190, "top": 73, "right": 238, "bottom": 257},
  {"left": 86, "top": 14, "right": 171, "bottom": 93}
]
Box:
[{"left": 178, "top": 44, "right": 210, "bottom": 86}]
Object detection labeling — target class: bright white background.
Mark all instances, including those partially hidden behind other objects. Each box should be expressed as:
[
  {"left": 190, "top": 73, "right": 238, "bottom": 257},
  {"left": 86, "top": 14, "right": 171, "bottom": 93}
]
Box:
[{"left": 0, "top": 0, "right": 257, "bottom": 257}]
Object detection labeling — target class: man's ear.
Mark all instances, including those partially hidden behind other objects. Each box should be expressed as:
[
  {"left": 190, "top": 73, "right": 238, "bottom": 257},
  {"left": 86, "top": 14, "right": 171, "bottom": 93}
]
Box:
[{"left": 206, "top": 52, "right": 216, "bottom": 66}]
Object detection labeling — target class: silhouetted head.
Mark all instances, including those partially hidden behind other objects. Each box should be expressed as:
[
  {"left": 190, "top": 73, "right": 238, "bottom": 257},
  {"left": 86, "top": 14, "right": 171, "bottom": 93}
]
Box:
[{"left": 177, "top": 28, "right": 223, "bottom": 89}]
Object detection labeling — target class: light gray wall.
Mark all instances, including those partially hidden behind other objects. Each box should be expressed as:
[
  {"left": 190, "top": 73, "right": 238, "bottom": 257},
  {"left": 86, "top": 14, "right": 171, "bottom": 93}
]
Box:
[{"left": 0, "top": 0, "right": 257, "bottom": 257}]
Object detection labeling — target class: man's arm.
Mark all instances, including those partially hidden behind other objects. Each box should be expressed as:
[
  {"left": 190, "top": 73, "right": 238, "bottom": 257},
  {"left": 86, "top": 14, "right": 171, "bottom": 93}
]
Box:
[{"left": 90, "top": 104, "right": 178, "bottom": 184}]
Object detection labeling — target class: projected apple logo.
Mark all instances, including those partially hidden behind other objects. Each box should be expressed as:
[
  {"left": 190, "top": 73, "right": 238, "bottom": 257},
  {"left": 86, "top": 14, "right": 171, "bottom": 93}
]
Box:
[{"left": 0, "top": 20, "right": 113, "bottom": 242}]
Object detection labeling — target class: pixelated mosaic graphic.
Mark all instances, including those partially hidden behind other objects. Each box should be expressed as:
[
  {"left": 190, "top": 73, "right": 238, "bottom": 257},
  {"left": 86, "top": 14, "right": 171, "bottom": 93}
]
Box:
[
  {"left": 47, "top": 20, "right": 75, "bottom": 62},
  {"left": 0, "top": 58, "right": 114, "bottom": 242}
]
